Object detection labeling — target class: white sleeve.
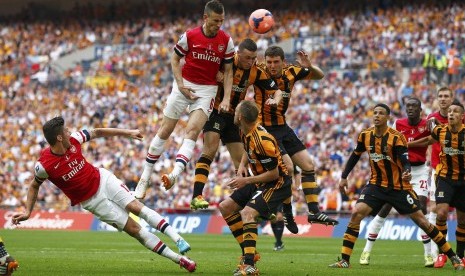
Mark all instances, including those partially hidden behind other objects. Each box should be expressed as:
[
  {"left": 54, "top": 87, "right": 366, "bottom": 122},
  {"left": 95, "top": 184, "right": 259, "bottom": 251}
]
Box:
[
  {"left": 34, "top": 162, "right": 49, "bottom": 183},
  {"left": 174, "top": 32, "right": 188, "bottom": 56},
  {"left": 392, "top": 120, "right": 397, "bottom": 130},
  {"left": 70, "top": 130, "right": 91, "bottom": 144},
  {"left": 223, "top": 37, "right": 235, "bottom": 62}
]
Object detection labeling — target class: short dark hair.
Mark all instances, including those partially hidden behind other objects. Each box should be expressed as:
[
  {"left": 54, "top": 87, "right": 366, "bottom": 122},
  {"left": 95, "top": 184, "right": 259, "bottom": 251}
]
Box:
[
  {"left": 43, "top": 116, "right": 65, "bottom": 145},
  {"left": 405, "top": 96, "right": 422, "bottom": 108},
  {"left": 437, "top": 86, "right": 453, "bottom": 97},
  {"left": 238, "top": 38, "right": 257, "bottom": 53},
  {"left": 239, "top": 100, "right": 259, "bottom": 123},
  {"left": 204, "top": 0, "right": 224, "bottom": 16},
  {"left": 374, "top": 103, "right": 391, "bottom": 115},
  {"left": 264, "top": 46, "right": 285, "bottom": 60},
  {"left": 451, "top": 98, "right": 464, "bottom": 110}
]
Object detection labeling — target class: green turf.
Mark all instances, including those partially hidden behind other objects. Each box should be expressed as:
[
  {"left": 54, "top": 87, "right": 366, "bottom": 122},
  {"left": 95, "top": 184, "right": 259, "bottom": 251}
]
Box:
[{"left": 0, "top": 229, "right": 460, "bottom": 275}]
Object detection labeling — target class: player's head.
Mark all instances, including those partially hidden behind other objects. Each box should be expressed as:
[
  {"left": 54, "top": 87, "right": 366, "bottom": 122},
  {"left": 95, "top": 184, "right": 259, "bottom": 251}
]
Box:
[
  {"left": 234, "top": 100, "right": 259, "bottom": 126},
  {"left": 237, "top": 38, "right": 257, "bottom": 70},
  {"left": 448, "top": 99, "right": 464, "bottom": 126},
  {"left": 437, "top": 86, "right": 454, "bottom": 111},
  {"left": 264, "top": 46, "right": 285, "bottom": 78},
  {"left": 43, "top": 116, "right": 71, "bottom": 148},
  {"left": 405, "top": 96, "right": 422, "bottom": 121},
  {"left": 373, "top": 103, "right": 390, "bottom": 127},
  {"left": 203, "top": 0, "right": 224, "bottom": 36}
]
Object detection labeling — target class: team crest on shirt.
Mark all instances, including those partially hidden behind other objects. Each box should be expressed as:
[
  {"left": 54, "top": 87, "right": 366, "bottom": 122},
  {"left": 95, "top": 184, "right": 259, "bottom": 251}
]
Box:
[
  {"left": 437, "top": 191, "right": 444, "bottom": 198},
  {"left": 70, "top": 145, "right": 77, "bottom": 153},
  {"left": 418, "top": 126, "right": 425, "bottom": 133},
  {"left": 218, "top": 44, "right": 225, "bottom": 52}
]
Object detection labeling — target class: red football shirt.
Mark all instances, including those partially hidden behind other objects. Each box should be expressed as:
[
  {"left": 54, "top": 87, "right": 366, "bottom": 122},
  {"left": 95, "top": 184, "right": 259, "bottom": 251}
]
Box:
[
  {"left": 34, "top": 130, "right": 100, "bottom": 205},
  {"left": 174, "top": 26, "right": 235, "bottom": 85}
]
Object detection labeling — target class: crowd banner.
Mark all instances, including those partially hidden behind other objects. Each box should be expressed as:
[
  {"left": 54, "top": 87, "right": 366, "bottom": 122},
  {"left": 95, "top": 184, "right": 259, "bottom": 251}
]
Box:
[{"left": 0, "top": 210, "right": 457, "bottom": 241}]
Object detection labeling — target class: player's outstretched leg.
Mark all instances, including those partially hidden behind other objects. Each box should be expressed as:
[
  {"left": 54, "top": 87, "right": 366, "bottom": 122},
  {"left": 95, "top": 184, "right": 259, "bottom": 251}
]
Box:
[{"left": 139, "top": 206, "right": 191, "bottom": 254}]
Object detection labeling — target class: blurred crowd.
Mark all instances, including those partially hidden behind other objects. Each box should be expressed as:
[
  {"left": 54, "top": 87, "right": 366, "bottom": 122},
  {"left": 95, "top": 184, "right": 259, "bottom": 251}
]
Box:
[{"left": 2, "top": 0, "right": 465, "bottom": 215}]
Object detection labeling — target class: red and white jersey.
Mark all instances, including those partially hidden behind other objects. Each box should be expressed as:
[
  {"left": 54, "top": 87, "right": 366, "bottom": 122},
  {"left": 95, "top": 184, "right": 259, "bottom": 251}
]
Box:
[
  {"left": 393, "top": 118, "right": 430, "bottom": 164},
  {"left": 426, "top": 111, "right": 448, "bottom": 168},
  {"left": 174, "top": 26, "right": 235, "bottom": 85},
  {"left": 34, "top": 130, "right": 100, "bottom": 206}
]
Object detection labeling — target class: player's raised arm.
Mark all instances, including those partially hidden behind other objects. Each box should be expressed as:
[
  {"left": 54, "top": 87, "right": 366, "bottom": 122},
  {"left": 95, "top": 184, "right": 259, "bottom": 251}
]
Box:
[
  {"left": 296, "top": 50, "right": 324, "bottom": 80},
  {"left": 89, "top": 128, "right": 143, "bottom": 140}
]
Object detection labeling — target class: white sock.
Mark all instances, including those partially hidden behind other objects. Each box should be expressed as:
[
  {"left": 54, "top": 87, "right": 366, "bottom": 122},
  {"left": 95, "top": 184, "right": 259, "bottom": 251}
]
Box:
[
  {"left": 363, "top": 215, "right": 386, "bottom": 252},
  {"left": 137, "top": 228, "right": 180, "bottom": 262},
  {"left": 428, "top": 212, "right": 438, "bottom": 257},
  {"left": 141, "top": 135, "right": 166, "bottom": 180},
  {"left": 171, "top": 139, "right": 196, "bottom": 176},
  {"left": 420, "top": 228, "right": 432, "bottom": 256},
  {"left": 139, "top": 206, "right": 181, "bottom": 243}
]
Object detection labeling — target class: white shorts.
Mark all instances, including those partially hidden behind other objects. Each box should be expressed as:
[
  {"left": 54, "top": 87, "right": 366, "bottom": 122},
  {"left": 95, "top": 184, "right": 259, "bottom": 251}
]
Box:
[
  {"left": 410, "top": 164, "right": 428, "bottom": 197},
  {"left": 429, "top": 168, "right": 437, "bottom": 202},
  {"left": 81, "top": 168, "right": 135, "bottom": 231},
  {"left": 163, "top": 79, "right": 217, "bottom": 119}
]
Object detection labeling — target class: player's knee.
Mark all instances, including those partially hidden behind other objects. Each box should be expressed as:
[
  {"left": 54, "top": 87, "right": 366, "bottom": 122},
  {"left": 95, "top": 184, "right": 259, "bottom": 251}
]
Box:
[
  {"left": 124, "top": 217, "right": 142, "bottom": 237},
  {"left": 240, "top": 207, "right": 258, "bottom": 223},
  {"left": 435, "top": 207, "right": 449, "bottom": 220},
  {"left": 219, "top": 200, "right": 233, "bottom": 217},
  {"left": 126, "top": 199, "right": 144, "bottom": 215}
]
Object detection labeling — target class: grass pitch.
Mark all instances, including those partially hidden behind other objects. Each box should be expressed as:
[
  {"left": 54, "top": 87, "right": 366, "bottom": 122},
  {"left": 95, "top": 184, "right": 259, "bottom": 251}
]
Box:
[{"left": 0, "top": 229, "right": 459, "bottom": 275}]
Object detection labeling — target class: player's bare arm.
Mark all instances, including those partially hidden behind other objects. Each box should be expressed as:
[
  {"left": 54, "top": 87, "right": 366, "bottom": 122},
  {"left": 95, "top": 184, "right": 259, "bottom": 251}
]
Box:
[
  {"left": 236, "top": 152, "right": 249, "bottom": 177},
  {"left": 265, "top": 89, "right": 283, "bottom": 107},
  {"left": 296, "top": 50, "right": 324, "bottom": 80},
  {"left": 171, "top": 52, "right": 198, "bottom": 100},
  {"left": 408, "top": 135, "right": 436, "bottom": 148},
  {"left": 228, "top": 166, "right": 279, "bottom": 190},
  {"left": 339, "top": 151, "right": 362, "bottom": 195},
  {"left": 11, "top": 178, "right": 41, "bottom": 225},
  {"left": 89, "top": 128, "right": 143, "bottom": 140},
  {"left": 219, "top": 62, "right": 233, "bottom": 113},
  {"left": 338, "top": 178, "right": 349, "bottom": 195}
]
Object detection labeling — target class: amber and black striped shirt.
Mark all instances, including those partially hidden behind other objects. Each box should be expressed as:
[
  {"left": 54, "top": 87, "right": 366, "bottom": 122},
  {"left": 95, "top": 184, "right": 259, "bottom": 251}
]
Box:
[
  {"left": 241, "top": 124, "right": 289, "bottom": 186},
  {"left": 214, "top": 55, "right": 278, "bottom": 114},
  {"left": 354, "top": 127, "right": 412, "bottom": 190},
  {"left": 254, "top": 64, "right": 314, "bottom": 126},
  {"left": 431, "top": 124, "right": 465, "bottom": 182}
]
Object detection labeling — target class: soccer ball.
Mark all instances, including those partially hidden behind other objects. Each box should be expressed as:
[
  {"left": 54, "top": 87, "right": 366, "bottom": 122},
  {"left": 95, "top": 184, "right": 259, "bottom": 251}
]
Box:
[{"left": 248, "top": 9, "right": 274, "bottom": 34}]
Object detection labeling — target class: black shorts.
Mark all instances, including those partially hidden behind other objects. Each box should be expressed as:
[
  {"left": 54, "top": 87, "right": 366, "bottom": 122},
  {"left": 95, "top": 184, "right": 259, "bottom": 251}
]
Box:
[
  {"left": 264, "top": 124, "right": 306, "bottom": 157},
  {"left": 203, "top": 109, "right": 241, "bottom": 144},
  {"left": 230, "top": 183, "right": 257, "bottom": 208},
  {"left": 246, "top": 176, "right": 292, "bottom": 219},
  {"left": 436, "top": 177, "right": 465, "bottom": 212},
  {"left": 357, "top": 184, "right": 421, "bottom": 215}
]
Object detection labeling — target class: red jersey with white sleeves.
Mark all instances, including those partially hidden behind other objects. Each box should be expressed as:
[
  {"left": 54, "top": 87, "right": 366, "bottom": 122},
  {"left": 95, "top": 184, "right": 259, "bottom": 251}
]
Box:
[
  {"left": 34, "top": 130, "right": 100, "bottom": 206},
  {"left": 174, "top": 26, "right": 235, "bottom": 85},
  {"left": 426, "top": 111, "right": 448, "bottom": 168},
  {"left": 393, "top": 118, "right": 430, "bottom": 164}
]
